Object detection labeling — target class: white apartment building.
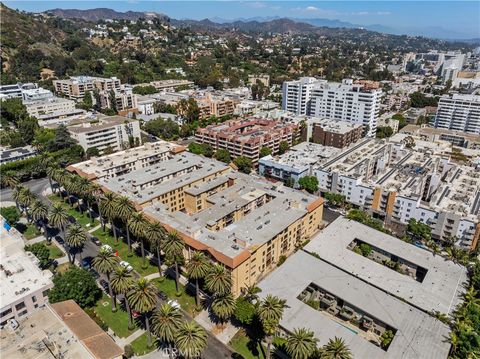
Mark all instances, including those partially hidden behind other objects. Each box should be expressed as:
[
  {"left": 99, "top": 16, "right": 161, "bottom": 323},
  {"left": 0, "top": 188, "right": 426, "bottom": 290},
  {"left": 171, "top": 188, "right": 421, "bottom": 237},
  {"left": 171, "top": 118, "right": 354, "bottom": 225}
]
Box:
[
  {"left": 259, "top": 139, "right": 480, "bottom": 249},
  {"left": 21, "top": 88, "right": 53, "bottom": 102},
  {"left": 0, "top": 217, "right": 54, "bottom": 326},
  {"left": 282, "top": 78, "right": 382, "bottom": 137},
  {"left": 24, "top": 97, "right": 76, "bottom": 118},
  {"left": 0, "top": 83, "right": 37, "bottom": 100},
  {"left": 309, "top": 79, "right": 382, "bottom": 137},
  {"left": 434, "top": 94, "right": 480, "bottom": 134},
  {"left": 281, "top": 77, "right": 316, "bottom": 115},
  {"left": 68, "top": 115, "right": 141, "bottom": 153}
]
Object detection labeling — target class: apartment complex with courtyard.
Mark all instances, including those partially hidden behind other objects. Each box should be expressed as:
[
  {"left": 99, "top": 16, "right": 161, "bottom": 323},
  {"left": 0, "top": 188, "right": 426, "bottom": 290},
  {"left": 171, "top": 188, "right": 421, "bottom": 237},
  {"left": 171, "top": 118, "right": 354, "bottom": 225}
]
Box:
[{"left": 68, "top": 142, "right": 324, "bottom": 296}]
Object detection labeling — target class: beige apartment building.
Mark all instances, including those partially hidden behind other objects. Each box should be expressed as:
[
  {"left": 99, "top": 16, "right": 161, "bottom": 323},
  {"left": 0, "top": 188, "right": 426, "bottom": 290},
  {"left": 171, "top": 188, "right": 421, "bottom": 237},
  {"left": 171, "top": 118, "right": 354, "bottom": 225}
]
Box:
[
  {"left": 98, "top": 89, "right": 138, "bottom": 116},
  {"left": 68, "top": 142, "right": 324, "bottom": 296},
  {"left": 53, "top": 76, "right": 121, "bottom": 100}
]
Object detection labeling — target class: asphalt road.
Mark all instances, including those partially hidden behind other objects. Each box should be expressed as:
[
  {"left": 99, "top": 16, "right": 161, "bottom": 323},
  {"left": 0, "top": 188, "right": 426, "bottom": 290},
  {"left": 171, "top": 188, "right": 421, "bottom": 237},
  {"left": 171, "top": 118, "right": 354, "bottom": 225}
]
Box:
[{"left": 0, "top": 177, "right": 50, "bottom": 203}]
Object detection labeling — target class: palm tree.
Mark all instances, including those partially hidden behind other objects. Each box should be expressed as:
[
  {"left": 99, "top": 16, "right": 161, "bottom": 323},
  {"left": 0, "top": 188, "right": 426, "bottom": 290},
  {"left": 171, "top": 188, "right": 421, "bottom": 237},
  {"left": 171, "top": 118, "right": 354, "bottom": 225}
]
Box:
[
  {"left": 115, "top": 196, "right": 135, "bottom": 251},
  {"left": 243, "top": 284, "right": 262, "bottom": 304},
  {"left": 128, "top": 212, "right": 148, "bottom": 265},
  {"left": 63, "top": 173, "right": 79, "bottom": 207},
  {"left": 93, "top": 247, "right": 120, "bottom": 311},
  {"left": 53, "top": 169, "right": 69, "bottom": 200},
  {"left": 186, "top": 251, "right": 210, "bottom": 307},
  {"left": 152, "top": 303, "right": 184, "bottom": 359},
  {"left": 1, "top": 172, "right": 18, "bottom": 188},
  {"left": 18, "top": 187, "right": 36, "bottom": 220},
  {"left": 285, "top": 327, "right": 318, "bottom": 359},
  {"left": 128, "top": 278, "right": 158, "bottom": 348},
  {"left": 210, "top": 293, "right": 236, "bottom": 323},
  {"left": 174, "top": 321, "right": 208, "bottom": 359},
  {"left": 163, "top": 231, "right": 185, "bottom": 293},
  {"left": 110, "top": 266, "right": 135, "bottom": 329},
  {"left": 30, "top": 200, "right": 48, "bottom": 235},
  {"left": 100, "top": 192, "right": 118, "bottom": 239},
  {"left": 12, "top": 185, "right": 25, "bottom": 212},
  {"left": 145, "top": 222, "right": 166, "bottom": 276},
  {"left": 64, "top": 223, "right": 88, "bottom": 264},
  {"left": 45, "top": 164, "right": 59, "bottom": 194},
  {"left": 49, "top": 203, "right": 70, "bottom": 238},
  {"left": 205, "top": 263, "right": 231, "bottom": 296},
  {"left": 257, "top": 295, "right": 287, "bottom": 359},
  {"left": 77, "top": 177, "right": 95, "bottom": 223},
  {"left": 321, "top": 337, "right": 352, "bottom": 359}
]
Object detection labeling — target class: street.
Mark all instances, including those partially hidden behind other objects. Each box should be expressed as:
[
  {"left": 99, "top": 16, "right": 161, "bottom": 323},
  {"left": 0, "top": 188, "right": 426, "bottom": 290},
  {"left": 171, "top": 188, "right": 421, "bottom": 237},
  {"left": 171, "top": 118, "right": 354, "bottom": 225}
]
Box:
[{"left": 0, "top": 177, "right": 50, "bottom": 202}]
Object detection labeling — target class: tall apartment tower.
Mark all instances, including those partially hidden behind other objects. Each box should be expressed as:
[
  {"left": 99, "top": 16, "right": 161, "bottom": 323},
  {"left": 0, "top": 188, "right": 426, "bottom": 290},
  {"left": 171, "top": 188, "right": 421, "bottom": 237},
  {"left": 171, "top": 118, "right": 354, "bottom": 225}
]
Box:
[
  {"left": 434, "top": 94, "right": 480, "bottom": 134},
  {"left": 281, "top": 77, "right": 317, "bottom": 115},
  {"left": 309, "top": 79, "right": 382, "bottom": 137}
]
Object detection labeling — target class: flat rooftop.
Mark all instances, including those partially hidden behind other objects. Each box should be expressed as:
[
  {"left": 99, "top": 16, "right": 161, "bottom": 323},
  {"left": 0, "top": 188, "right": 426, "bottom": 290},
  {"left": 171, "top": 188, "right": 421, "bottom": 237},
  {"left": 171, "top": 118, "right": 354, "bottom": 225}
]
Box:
[
  {"left": 0, "top": 218, "right": 53, "bottom": 308},
  {"left": 67, "top": 115, "right": 137, "bottom": 134},
  {"left": 0, "top": 305, "right": 91, "bottom": 359},
  {"left": 258, "top": 250, "right": 451, "bottom": 359},
  {"left": 303, "top": 217, "right": 468, "bottom": 314},
  {"left": 308, "top": 117, "right": 363, "bottom": 134}
]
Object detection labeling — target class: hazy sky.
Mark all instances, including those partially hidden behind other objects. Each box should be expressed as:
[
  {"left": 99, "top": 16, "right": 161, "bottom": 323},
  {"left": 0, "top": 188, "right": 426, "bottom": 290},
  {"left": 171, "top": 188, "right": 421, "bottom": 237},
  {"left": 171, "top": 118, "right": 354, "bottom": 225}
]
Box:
[{"left": 5, "top": 1, "right": 480, "bottom": 38}]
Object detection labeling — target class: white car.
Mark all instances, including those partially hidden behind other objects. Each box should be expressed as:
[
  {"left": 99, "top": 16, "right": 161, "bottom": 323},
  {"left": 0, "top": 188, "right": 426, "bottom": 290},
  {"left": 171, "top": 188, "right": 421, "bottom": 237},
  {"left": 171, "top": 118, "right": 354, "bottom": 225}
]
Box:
[
  {"left": 168, "top": 299, "right": 180, "bottom": 309},
  {"left": 100, "top": 244, "right": 113, "bottom": 253},
  {"left": 119, "top": 261, "right": 133, "bottom": 272}
]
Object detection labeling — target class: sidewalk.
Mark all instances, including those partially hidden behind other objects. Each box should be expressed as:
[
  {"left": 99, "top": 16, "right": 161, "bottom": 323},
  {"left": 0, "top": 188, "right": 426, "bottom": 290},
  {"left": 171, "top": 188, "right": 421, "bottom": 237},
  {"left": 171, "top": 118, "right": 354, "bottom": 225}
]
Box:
[
  {"left": 194, "top": 309, "right": 240, "bottom": 345},
  {"left": 114, "top": 328, "right": 145, "bottom": 348}
]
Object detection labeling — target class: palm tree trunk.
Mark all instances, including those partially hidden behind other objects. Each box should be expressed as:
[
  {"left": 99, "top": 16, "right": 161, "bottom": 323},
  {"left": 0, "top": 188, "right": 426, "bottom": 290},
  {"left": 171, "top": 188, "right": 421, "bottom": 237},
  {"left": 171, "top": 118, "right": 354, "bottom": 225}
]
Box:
[
  {"left": 140, "top": 238, "right": 145, "bottom": 266},
  {"left": 168, "top": 343, "right": 174, "bottom": 359},
  {"left": 48, "top": 177, "right": 54, "bottom": 194},
  {"left": 110, "top": 219, "right": 118, "bottom": 242},
  {"left": 66, "top": 191, "right": 73, "bottom": 206},
  {"left": 174, "top": 261, "right": 179, "bottom": 293},
  {"left": 156, "top": 246, "right": 162, "bottom": 276},
  {"left": 78, "top": 248, "right": 83, "bottom": 265},
  {"left": 125, "top": 296, "right": 134, "bottom": 330},
  {"left": 195, "top": 278, "right": 200, "bottom": 307},
  {"left": 266, "top": 336, "right": 272, "bottom": 359},
  {"left": 145, "top": 316, "right": 152, "bottom": 348},
  {"left": 126, "top": 226, "right": 131, "bottom": 253},
  {"left": 86, "top": 199, "right": 93, "bottom": 223},
  {"left": 107, "top": 272, "right": 116, "bottom": 311}
]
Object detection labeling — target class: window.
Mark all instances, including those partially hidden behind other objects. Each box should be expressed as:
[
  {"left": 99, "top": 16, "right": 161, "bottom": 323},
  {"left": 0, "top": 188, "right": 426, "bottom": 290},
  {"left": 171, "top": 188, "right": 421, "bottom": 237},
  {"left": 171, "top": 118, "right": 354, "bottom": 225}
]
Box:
[
  {"left": 1, "top": 308, "right": 12, "bottom": 317},
  {"left": 15, "top": 302, "right": 26, "bottom": 311},
  {"left": 32, "top": 296, "right": 37, "bottom": 303}
]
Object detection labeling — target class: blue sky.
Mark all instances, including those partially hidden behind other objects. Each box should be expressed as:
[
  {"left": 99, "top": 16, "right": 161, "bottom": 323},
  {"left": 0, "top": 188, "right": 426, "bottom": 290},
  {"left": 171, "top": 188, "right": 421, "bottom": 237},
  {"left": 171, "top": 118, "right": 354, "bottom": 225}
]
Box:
[{"left": 5, "top": 1, "right": 480, "bottom": 38}]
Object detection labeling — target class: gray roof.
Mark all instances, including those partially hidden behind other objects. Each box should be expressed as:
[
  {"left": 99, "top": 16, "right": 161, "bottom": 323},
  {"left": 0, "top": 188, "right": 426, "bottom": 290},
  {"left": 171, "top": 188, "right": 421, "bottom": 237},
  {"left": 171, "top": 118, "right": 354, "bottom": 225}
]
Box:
[
  {"left": 303, "top": 217, "right": 468, "bottom": 314},
  {"left": 258, "top": 250, "right": 451, "bottom": 359},
  {"left": 0, "top": 145, "right": 37, "bottom": 161}
]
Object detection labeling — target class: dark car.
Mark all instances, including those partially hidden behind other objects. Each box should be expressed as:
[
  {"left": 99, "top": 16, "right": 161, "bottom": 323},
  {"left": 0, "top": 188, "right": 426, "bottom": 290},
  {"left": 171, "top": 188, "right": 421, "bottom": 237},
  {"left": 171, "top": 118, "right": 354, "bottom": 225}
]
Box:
[
  {"left": 81, "top": 256, "right": 93, "bottom": 269},
  {"left": 89, "top": 268, "right": 100, "bottom": 279},
  {"left": 91, "top": 236, "right": 101, "bottom": 246},
  {"left": 158, "top": 291, "right": 168, "bottom": 301},
  {"left": 99, "top": 279, "right": 109, "bottom": 292},
  {"left": 55, "top": 236, "right": 64, "bottom": 245}
]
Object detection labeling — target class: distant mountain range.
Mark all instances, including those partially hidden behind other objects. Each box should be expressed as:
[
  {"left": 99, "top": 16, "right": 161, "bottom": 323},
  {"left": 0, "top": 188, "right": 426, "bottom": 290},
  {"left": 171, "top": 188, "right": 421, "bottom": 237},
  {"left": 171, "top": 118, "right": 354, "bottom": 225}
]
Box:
[{"left": 45, "top": 8, "right": 479, "bottom": 42}]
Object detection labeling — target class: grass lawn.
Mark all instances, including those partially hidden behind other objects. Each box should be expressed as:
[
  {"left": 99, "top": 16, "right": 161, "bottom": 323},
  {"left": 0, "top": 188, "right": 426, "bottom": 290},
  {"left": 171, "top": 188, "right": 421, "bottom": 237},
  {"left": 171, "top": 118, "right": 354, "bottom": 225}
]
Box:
[
  {"left": 94, "top": 294, "right": 136, "bottom": 338},
  {"left": 92, "top": 228, "right": 157, "bottom": 277},
  {"left": 56, "top": 262, "right": 73, "bottom": 274},
  {"left": 48, "top": 194, "right": 98, "bottom": 229},
  {"left": 230, "top": 331, "right": 266, "bottom": 359},
  {"left": 153, "top": 277, "right": 198, "bottom": 315},
  {"left": 17, "top": 223, "right": 41, "bottom": 240},
  {"left": 130, "top": 332, "right": 157, "bottom": 356},
  {"left": 40, "top": 241, "right": 65, "bottom": 259}
]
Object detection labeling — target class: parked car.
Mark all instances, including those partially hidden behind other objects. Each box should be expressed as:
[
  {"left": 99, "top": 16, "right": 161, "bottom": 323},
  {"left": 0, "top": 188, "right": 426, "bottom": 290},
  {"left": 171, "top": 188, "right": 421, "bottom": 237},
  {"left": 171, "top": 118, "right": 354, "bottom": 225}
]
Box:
[
  {"left": 119, "top": 261, "right": 133, "bottom": 272},
  {"left": 55, "top": 236, "right": 64, "bottom": 245},
  {"left": 158, "top": 291, "right": 168, "bottom": 301},
  {"left": 99, "top": 279, "right": 109, "bottom": 292},
  {"left": 167, "top": 299, "right": 180, "bottom": 309},
  {"left": 132, "top": 310, "right": 141, "bottom": 318},
  {"left": 91, "top": 236, "right": 101, "bottom": 246},
  {"left": 101, "top": 244, "right": 113, "bottom": 253},
  {"left": 89, "top": 268, "right": 100, "bottom": 279},
  {"left": 81, "top": 258, "right": 92, "bottom": 269}
]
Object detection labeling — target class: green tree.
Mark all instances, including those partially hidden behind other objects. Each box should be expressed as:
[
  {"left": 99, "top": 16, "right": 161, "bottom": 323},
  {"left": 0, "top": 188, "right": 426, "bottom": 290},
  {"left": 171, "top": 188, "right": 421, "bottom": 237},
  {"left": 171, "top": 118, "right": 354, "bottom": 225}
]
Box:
[
  {"left": 298, "top": 176, "right": 318, "bottom": 194},
  {"left": 30, "top": 200, "right": 48, "bottom": 233},
  {"left": 214, "top": 149, "right": 231, "bottom": 163},
  {"left": 0, "top": 206, "right": 20, "bottom": 226},
  {"left": 188, "top": 142, "right": 205, "bottom": 155},
  {"left": 49, "top": 203, "right": 69, "bottom": 238},
  {"left": 380, "top": 330, "right": 395, "bottom": 349},
  {"left": 152, "top": 303, "right": 184, "bottom": 359},
  {"left": 321, "top": 337, "right": 352, "bottom": 359},
  {"left": 186, "top": 251, "right": 211, "bottom": 307},
  {"left": 285, "top": 327, "right": 318, "bottom": 359},
  {"left": 132, "top": 85, "right": 157, "bottom": 95},
  {"left": 51, "top": 124, "right": 76, "bottom": 150},
  {"left": 93, "top": 247, "right": 120, "bottom": 311},
  {"left": 128, "top": 278, "right": 158, "bottom": 348},
  {"left": 1, "top": 172, "right": 19, "bottom": 188},
  {"left": 175, "top": 321, "right": 208, "bottom": 359},
  {"left": 128, "top": 212, "right": 148, "bottom": 267},
  {"left": 234, "top": 297, "right": 256, "bottom": 325},
  {"left": 86, "top": 147, "right": 100, "bottom": 159},
  {"left": 100, "top": 192, "right": 119, "bottom": 240},
  {"left": 278, "top": 141, "right": 289, "bottom": 155},
  {"left": 376, "top": 126, "right": 394, "bottom": 139},
  {"left": 407, "top": 218, "right": 431, "bottom": 242},
  {"left": 205, "top": 263, "right": 231, "bottom": 296},
  {"left": 163, "top": 231, "right": 185, "bottom": 293},
  {"left": 234, "top": 156, "right": 252, "bottom": 174},
  {"left": 323, "top": 192, "right": 346, "bottom": 207},
  {"left": 259, "top": 146, "right": 272, "bottom": 158},
  {"left": 25, "top": 242, "right": 50, "bottom": 268},
  {"left": 178, "top": 98, "right": 200, "bottom": 123},
  {"left": 49, "top": 266, "right": 101, "bottom": 308},
  {"left": 144, "top": 118, "right": 180, "bottom": 140},
  {"left": 110, "top": 266, "right": 135, "bottom": 329},
  {"left": 0, "top": 98, "right": 28, "bottom": 123}
]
